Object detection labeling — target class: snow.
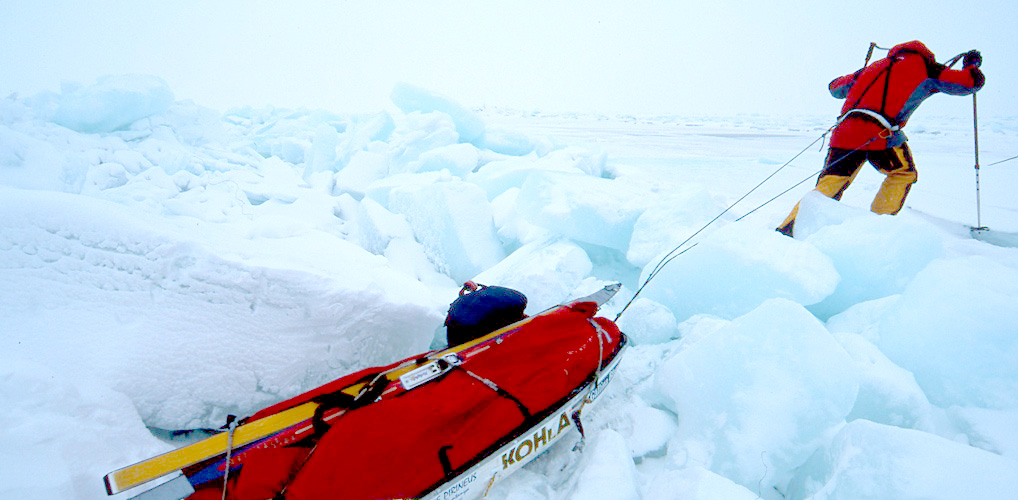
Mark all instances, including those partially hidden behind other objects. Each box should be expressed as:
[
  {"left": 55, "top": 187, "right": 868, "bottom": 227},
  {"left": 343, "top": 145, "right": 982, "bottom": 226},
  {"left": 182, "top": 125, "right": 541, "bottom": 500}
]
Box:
[
  {"left": 788, "top": 419, "right": 1018, "bottom": 500},
  {"left": 563, "top": 430, "right": 641, "bottom": 500},
  {"left": 3, "top": 76, "right": 1018, "bottom": 500}
]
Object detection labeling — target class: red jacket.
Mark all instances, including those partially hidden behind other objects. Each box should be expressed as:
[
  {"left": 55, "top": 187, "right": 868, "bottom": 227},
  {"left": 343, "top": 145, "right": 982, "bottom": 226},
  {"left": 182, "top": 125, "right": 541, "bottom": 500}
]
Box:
[{"left": 829, "top": 40, "right": 984, "bottom": 150}]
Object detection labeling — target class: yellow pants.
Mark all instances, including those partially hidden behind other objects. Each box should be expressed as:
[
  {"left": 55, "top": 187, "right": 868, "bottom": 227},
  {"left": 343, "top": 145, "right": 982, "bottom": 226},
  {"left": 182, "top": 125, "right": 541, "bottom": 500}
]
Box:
[{"left": 778, "top": 145, "right": 917, "bottom": 236}]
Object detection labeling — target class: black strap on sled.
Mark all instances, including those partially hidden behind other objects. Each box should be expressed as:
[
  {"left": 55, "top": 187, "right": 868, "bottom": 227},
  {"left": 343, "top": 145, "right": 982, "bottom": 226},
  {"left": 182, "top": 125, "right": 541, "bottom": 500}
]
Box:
[
  {"left": 452, "top": 365, "right": 532, "bottom": 421},
  {"left": 438, "top": 445, "right": 455, "bottom": 477},
  {"left": 267, "top": 374, "right": 392, "bottom": 499},
  {"left": 310, "top": 372, "right": 391, "bottom": 436},
  {"left": 431, "top": 367, "right": 532, "bottom": 480}
]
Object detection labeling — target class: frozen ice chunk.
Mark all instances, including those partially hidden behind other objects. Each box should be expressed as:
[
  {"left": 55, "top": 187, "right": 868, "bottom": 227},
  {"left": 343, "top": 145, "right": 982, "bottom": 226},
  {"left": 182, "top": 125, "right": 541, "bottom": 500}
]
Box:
[
  {"left": 0, "top": 187, "right": 443, "bottom": 429},
  {"left": 388, "top": 110, "right": 461, "bottom": 172},
  {"left": 353, "top": 197, "right": 459, "bottom": 289},
  {"left": 515, "top": 171, "right": 647, "bottom": 252},
  {"left": 51, "top": 75, "right": 174, "bottom": 133},
  {"left": 80, "top": 162, "right": 130, "bottom": 195},
  {"left": 405, "top": 142, "right": 480, "bottom": 177},
  {"left": 615, "top": 297, "right": 678, "bottom": 345},
  {"left": 787, "top": 190, "right": 867, "bottom": 240},
  {"left": 467, "top": 154, "right": 544, "bottom": 200},
  {"left": 137, "top": 100, "right": 228, "bottom": 147},
  {"left": 489, "top": 187, "right": 555, "bottom": 248},
  {"left": 303, "top": 123, "right": 340, "bottom": 179},
  {"left": 825, "top": 294, "right": 898, "bottom": 343},
  {"left": 834, "top": 332, "right": 935, "bottom": 430},
  {"left": 654, "top": 299, "right": 858, "bottom": 495},
  {"left": 564, "top": 430, "right": 640, "bottom": 500},
  {"left": 334, "top": 150, "right": 389, "bottom": 199},
  {"left": 946, "top": 407, "right": 1018, "bottom": 460},
  {"left": 874, "top": 256, "right": 1018, "bottom": 409},
  {"left": 336, "top": 112, "right": 396, "bottom": 165},
  {"left": 626, "top": 186, "right": 725, "bottom": 268},
  {"left": 0, "top": 125, "right": 76, "bottom": 191},
  {"left": 362, "top": 170, "right": 451, "bottom": 208},
  {"left": 484, "top": 470, "right": 551, "bottom": 500},
  {"left": 388, "top": 179, "right": 506, "bottom": 284},
  {"left": 0, "top": 359, "right": 170, "bottom": 500},
  {"left": 468, "top": 148, "right": 598, "bottom": 200},
  {"left": 353, "top": 197, "right": 415, "bottom": 255},
  {"left": 472, "top": 238, "right": 592, "bottom": 313},
  {"left": 551, "top": 146, "right": 607, "bottom": 178},
  {"left": 383, "top": 237, "right": 459, "bottom": 290},
  {"left": 390, "top": 83, "right": 485, "bottom": 144},
  {"left": 644, "top": 466, "right": 760, "bottom": 500},
  {"left": 805, "top": 212, "right": 944, "bottom": 320},
  {"left": 788, "top": 419, "right": 1018, "bottom": 500},
  {"left": 639, "top": 223, "right": 839, "bottom": 323},
  {"left": 477, "top": 125, "right": 541, "bottom": 156},
  {"left": 607, "top": 398, "right": 678, "bottom": 459}
]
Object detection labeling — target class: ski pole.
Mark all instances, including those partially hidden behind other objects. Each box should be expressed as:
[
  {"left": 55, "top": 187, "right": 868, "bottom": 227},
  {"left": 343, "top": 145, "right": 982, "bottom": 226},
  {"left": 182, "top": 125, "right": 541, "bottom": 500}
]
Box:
[
  {"left": 863, "top": 42, "right": 890, "bottom": 67},
  {"left": 973, "top": 92, "right": 987, "bottom": 231}
]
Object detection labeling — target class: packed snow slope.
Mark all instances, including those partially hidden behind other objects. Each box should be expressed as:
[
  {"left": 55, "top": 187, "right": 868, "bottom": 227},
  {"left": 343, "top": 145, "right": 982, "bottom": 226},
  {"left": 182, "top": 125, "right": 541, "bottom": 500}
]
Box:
[{"left": 2, "top": 75, "right": 1018, "bottom": 500}]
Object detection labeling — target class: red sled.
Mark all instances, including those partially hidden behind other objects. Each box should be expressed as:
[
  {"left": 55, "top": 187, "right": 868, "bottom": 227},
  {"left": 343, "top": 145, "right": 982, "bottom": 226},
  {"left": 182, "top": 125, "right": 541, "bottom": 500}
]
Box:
[{"left": 117, "top": 284, "right": 627, "bottom": 500}]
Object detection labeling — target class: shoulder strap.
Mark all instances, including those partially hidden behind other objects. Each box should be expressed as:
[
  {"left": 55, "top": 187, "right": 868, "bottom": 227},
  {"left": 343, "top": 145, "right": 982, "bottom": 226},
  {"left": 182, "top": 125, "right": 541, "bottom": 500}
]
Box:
[
  {"left": 840, "top": 57, "right": 901, "bottom": 130},
  {"left": 879, "top": 56, "right": 898, "bottom": 117}
]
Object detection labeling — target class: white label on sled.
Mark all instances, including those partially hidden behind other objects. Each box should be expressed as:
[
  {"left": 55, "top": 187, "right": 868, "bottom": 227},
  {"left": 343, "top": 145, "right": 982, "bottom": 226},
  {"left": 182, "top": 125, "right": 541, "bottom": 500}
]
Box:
[
  {"left": 421, "top": 344, "right": 626, "bottom": 500},
  {"left": 400, "top": 354, "right": 462, "bottom": 390}
]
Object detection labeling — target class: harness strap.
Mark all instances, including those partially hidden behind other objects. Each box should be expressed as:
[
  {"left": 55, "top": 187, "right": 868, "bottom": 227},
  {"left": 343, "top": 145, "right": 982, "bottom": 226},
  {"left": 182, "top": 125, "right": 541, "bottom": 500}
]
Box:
[
  {"left": 841, "top": 54, "right": 898, "bottom": 135},
  {"left": 839, "top": 108, "right": 899, "bottom": 133},
  {"left": 879, "top": 56, "right": 897, "bottom": 118}
]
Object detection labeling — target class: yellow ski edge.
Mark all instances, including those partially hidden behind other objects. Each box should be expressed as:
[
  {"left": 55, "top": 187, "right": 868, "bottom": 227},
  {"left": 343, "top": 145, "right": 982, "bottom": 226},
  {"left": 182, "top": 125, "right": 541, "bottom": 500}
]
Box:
[{"left": 104, "top": 403, "right": 318, "bottom": 494}]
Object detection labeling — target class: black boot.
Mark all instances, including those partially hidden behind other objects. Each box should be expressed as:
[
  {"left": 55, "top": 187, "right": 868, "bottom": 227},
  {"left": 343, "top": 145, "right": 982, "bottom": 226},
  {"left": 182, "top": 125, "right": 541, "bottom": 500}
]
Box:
[{"left": 776, "top": 221, "right": 794, "bottom": 237}]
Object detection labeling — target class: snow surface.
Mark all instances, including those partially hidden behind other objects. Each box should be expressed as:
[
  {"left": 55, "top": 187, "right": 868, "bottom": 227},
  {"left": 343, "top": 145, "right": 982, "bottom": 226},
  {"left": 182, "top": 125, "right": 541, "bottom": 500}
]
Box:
[{"left": 2, "top": 76, "right": 1018, "bottom": 500}]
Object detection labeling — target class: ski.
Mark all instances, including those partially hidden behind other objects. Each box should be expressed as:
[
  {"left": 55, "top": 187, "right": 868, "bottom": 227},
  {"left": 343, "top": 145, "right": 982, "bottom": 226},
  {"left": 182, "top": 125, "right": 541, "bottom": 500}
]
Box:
[
  {"left": 104, "top": 283, "right": 622, "bottom": 496},
  {"left": 126, "top": 475, "right": 194, "bottom": 500}
]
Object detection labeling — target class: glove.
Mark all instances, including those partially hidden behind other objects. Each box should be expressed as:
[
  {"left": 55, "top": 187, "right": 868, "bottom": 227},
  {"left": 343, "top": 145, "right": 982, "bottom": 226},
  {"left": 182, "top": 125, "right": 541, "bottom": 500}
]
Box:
[{"left": 963, "top": 50, "right": 982, "bottom": 68}]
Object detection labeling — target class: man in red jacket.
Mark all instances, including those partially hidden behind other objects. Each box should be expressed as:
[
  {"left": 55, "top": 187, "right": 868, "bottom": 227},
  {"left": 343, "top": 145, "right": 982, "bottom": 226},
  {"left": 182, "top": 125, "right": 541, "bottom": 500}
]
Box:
[{"left": 777, "top": 40, "right": 985, "bottom": 236}]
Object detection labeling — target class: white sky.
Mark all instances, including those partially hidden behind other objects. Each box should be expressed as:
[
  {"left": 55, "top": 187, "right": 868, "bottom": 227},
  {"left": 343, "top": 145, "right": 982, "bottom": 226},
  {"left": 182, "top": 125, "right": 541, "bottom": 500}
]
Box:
[{"left": 2, "top": 0, "right": 1015, "bottom": 118}]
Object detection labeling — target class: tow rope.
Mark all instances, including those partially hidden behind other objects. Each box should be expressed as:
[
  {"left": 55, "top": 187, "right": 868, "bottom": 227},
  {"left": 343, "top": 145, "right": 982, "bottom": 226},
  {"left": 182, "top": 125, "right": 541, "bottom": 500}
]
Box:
[
  {"left": 615, "top": 42, "right": 991, "bottom": 321},
  {"left": 221, "top": 416, "right": 238, "bottom": 500},
  {"left": 614, "top": 126, "right": 837, "bottom": 321},
  {"left": 986, "top": 154, "right": 1018, "bottom": 167},
  {"left": 570, "top": 317, "right": 610, "bottom": 453},
  {"left": 614, "top": 126, "right": 883, "bottom": 321}
]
